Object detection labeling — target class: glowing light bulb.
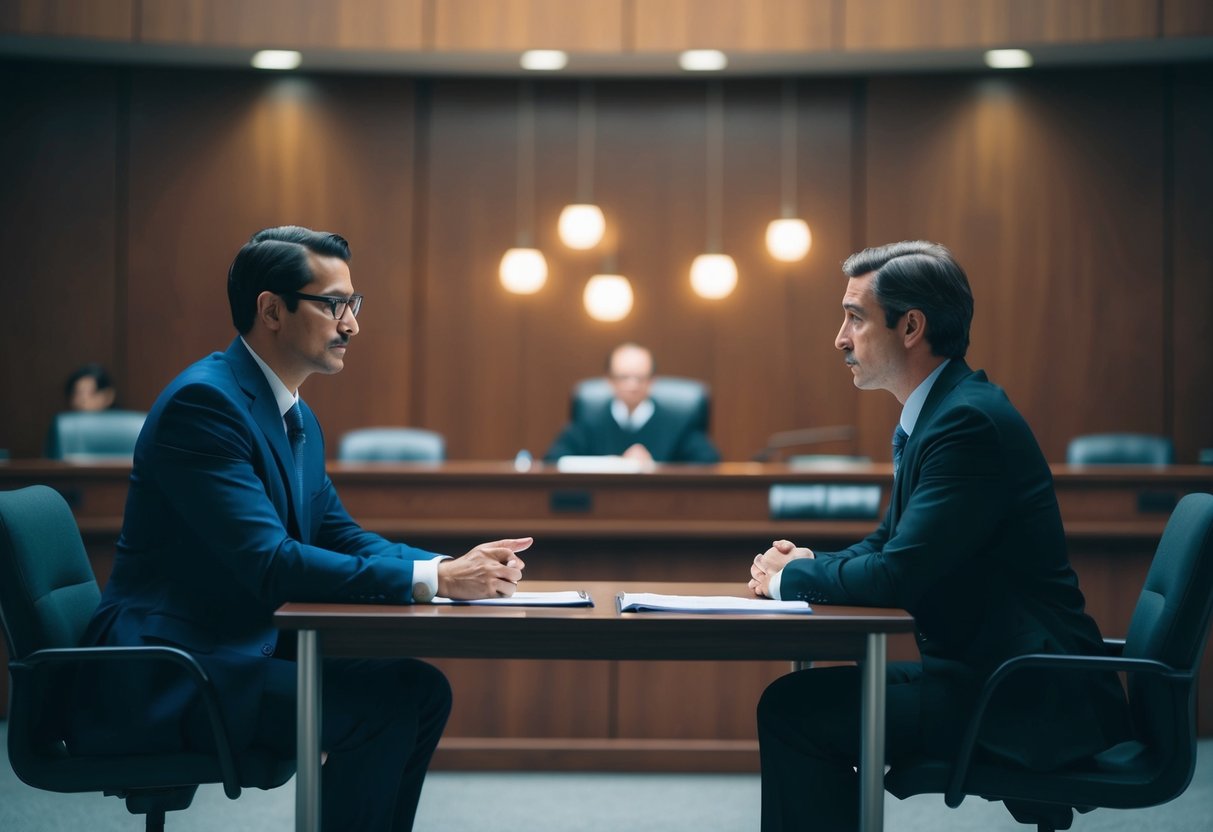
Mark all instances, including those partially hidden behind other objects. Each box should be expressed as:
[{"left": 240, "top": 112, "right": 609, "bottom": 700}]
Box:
[
  {"left": 583, "top": 274, "right": 633, "bottom": 321},
  {"left": 498, "top": 248, "right": 548, "bottom": 294},
  {"left": 765, "top": 218, "right": 812, "bottom": 262},
  {"left": 690, "top": 254, "right": 738, "bottom": 299}
]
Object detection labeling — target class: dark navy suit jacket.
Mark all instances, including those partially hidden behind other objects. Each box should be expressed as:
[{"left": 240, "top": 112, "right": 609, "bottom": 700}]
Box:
[
  {"left": 779, "top": 360, "right": 1129, "bottom": 769},
  {"left": 76, "top": 339, "right": 439, "bottom": 753},
  {"left": 544, "top": 401, "right": 720, "bottom": 463}
]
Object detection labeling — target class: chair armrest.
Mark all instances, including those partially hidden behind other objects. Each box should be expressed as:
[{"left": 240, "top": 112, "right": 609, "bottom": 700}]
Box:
[
  {"left": 942, "top": 651, "right": 1187, "bottom": 807},
  {"left": 11, "top": 645, "right": 244, "bottom": 800}
]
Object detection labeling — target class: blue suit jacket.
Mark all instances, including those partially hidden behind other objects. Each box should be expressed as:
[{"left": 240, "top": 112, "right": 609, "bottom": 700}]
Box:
[
  {"left": 780, "top": 360, "right": 1129, "bottom": 769},
  {"left": 77, "top": 339, "right": 439, "bottom": 753}
]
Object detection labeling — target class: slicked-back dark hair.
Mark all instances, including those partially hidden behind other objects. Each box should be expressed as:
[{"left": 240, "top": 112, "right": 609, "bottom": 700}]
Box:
[
  {"left": 227, "top": 225, "right": 352, "bottom": 334},
  {"left": 842, "top": 240, "right": 973, "bottom": 358}
]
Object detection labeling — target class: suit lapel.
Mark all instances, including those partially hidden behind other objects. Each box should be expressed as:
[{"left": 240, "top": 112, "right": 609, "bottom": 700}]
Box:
[
  {"left": 222, "top": 338, "right": 308, "bottom": 541},
  {"left": 890, "top": 360, "right": 976, "bottom": 525}
]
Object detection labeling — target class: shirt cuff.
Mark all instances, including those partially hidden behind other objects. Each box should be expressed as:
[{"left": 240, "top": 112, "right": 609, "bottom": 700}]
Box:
[
  {"left": 411, "top": 555, "right": 449, "bottom": 603},
  {"left": 768, "top": 569, "right": 784, "bottom": 601}
]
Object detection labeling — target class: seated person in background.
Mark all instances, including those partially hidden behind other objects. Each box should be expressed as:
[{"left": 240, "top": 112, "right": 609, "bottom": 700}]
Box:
[
  {"left": 75, "top": 226, "right": 532, "bottom": 831},
  {"left": 64, "top": 363, "right": 117, "bottom": 411},
  {"left": 748, "top": 241, "right": 1129, "bottom": 831},
  {"left": 544, "top": 342, "right": 721, "bottom": 464}
]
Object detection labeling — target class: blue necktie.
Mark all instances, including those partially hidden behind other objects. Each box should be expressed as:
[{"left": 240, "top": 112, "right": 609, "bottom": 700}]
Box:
[
  {"left": 892, "top": 424, "right": 909, "bottom": 477},
  {"left": 285, "top": 402, "right": 306, "bottom": 507}
]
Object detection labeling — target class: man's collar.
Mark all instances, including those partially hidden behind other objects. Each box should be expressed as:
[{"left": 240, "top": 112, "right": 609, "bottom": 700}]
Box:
[
  {"left": 239, "top": 337, "right": 299, "bottom": 418},
  {"left": 611, "top": 398, "right": 655, "bottom": 431},
  {"left": 899, "top": 359, "right": 950, "bottom": 435}
]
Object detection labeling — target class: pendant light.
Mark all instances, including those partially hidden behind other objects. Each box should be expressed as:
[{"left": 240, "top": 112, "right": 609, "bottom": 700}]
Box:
[
  {"left": 690, "top": 82, "right": 737, "bottom": 300},
  {"left": 499, "top": 83, "right": 548, "bottom": 294},
  {"left": 583, "top": 252, "right": 633, "bottom": 322},
  {"left": 558, "top": 82, "right": 605, "bottom": 250},
  {"left": 765, "top": 79, "right": 812, "bottom": 263}
]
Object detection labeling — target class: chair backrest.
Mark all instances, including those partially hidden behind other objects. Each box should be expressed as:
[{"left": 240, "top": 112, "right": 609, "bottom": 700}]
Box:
[
  {"left": 1066, "top": 433, "right": 1174, "bottom": 465},
  {"left": 1122, "top": 492, "right": 1213, "bottom": 768},
  {"left": 0, "top": 485, "right": 101, "bottom": 660},
  {"left": 571, "top": 376, "right": 711, "bottom": 433},
  {"left": 337, "top": 427, "right": 446, "bottom": 462},
  {"left": 47, "top": 410, "right": 147, "bottom": 462}
]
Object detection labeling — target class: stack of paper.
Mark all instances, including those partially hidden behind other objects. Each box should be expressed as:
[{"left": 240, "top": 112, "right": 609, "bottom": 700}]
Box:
[
  {"left": 617, "top": 593, "right": 811, "bottom": 614},
  {"left": 433, "top": 590, "right": 592, "bottom": 607}
]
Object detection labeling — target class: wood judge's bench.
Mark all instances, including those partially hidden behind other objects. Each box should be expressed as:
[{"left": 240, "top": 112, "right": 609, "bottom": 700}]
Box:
[{"left": 2, "top": 460, "right": 1210, "bottom": 771}]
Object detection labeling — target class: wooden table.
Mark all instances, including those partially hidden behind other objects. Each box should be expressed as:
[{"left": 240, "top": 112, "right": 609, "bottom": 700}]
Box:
[{"left": 274, "top": 581, "right": 915, "bottom": 832}]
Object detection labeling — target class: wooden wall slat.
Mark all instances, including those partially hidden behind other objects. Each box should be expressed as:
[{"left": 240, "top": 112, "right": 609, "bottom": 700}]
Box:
[
  {"left": 123, "top": 71, "right": 418, "bottom": 447},
  {"left": 0, "top": 63, "right": 119, "bottom": 459},
  {"left": 138, "top": 0, "right": 426, "bottom": 50},
  {"left": 630, "top": 0, "right": 837, "bottom": 52},
  {"left": 843, "top": 0, "right": 1161, "bottom": 51},
  {"left": 1163, "top": 0, "right": 1213, "bottom": 36},
  {"left": 863, "top": 70, "right": 1168, "bottom": 463},
  {"left": 431, "top": 0, "right": 626, "bottom": 51},
  {"left": 0, "top": 0, "right": 134, "bottom": 40}
]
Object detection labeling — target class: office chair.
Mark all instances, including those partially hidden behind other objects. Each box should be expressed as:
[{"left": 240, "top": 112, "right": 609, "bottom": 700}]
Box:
[
  {"left": 337, "top": 427, "right": 446, "bottom": 462},
  {"left": 1066, "top": 433, "right": 1174, "bottom": 465},
  {"left": 0, "top": 485, "right": 294, "bottom": 831},
  {"left": 884, "top": 491, "right": 1213, "bottom": 831},
  {"left": 46, "top": 410, "right": 147, "bottom": 461},
  {"left": 571, "top": 376, "right": 711, "bottom": 432}
]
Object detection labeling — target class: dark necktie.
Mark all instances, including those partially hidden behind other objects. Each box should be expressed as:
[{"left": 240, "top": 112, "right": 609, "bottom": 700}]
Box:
[
  {"left": 892, "top": 424, "right": 909, "bottom": 476},
  {"left": 285, "top": 402, "right": 306, "bottom": 506}
]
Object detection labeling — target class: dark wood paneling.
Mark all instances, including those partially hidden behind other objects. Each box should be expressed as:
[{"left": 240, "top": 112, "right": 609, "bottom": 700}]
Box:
[
  {"left": 631, "top": 0, "right": 838, "bottom": 51},
  {"left": 124, "top": 71, "right": 418, "bottom": 447},
  {"left": 139, "top": 0, "right": 425, "bottom": 49},
  {"left": 0, "top": 0, "right": 134, "bottom": 39},
  {"left": 421, "top": 79, "right": 858, "bottom": 462},
  {"left": 0, "top": 62, "right": 119, "bottom": 459},
  {"left": 1171, "top": 64, "right": 1213, "bottom": 464},
  {"left": 863, "top": 70, "right": 1168, "bottom": 463}
]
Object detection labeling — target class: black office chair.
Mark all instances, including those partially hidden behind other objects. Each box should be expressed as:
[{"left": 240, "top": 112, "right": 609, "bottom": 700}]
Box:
[
  {"left": 0, "top": 485, "right": 294, "bottom": 831},
  {"left": 337, "top": 427, "right": 446, "bottom": 462},
  {"left": 884, "top": 491, "right": 1213, "bottom": 831},
  {"left": 46, "top": 410, "right": 147, "bottom": 461},
  {"left": 571, "top": 376, "right": 711, "bottom": 432},
  {"left": 1066, "top": 433, "right": 1174, "bottom": 465}
]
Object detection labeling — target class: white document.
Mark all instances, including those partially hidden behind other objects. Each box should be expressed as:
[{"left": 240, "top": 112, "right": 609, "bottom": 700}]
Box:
[
  {"left": 556, "top": 455, "right": 650, "bottom": 473},
  {"left": 617, "top": 592, "right": 811, "bottom": 614},
  {"left": 432, "top": 590, "right": 592, "bottom": 607}
]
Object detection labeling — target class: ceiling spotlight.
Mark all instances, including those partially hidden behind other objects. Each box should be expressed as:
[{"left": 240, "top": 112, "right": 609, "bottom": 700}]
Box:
[
  {"left": 520, "top": 50, "right": 568, "bottom": 71},
  {"left": 984, "top": 49, "right": 1033, "bottom": 69},
  {"left": 679, "top": 50, "right": 728, "bottom": 72},
  {"left": 251, "top": 50, "right": 302, "bottom": 71}
]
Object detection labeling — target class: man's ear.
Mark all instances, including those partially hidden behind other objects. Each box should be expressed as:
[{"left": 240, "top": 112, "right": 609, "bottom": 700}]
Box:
[
  {"left": 257, "top": 291, "right": 283, "bottom": 331},
  {"left": 903, "top": 309, "right": 927, "bottom": 349}
]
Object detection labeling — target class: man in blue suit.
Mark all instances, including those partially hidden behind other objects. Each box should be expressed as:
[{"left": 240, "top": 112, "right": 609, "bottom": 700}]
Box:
[
  {"left": 78, "top": 226, "right": 531, "bottom": 830},
  {"left": 748, "top": 241, "right": 1129, "bottom": 831}
]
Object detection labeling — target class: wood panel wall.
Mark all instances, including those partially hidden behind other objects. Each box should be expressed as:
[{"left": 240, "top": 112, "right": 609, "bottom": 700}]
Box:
[{"left": 1, "top": 60, "right": 1210, "bottom": 466}]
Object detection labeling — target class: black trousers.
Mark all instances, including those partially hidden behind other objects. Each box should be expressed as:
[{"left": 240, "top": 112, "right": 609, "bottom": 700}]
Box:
[
  {"left": 253, "top": 656, "right": 452, "bottom": 832},
  {"left": 757, "top": 662, "right": 937, "bottom": 832}
]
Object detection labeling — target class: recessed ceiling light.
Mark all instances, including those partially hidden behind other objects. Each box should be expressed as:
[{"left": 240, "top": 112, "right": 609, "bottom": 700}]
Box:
[
  {"left": 984, "top": 49, "right": 1033, "bottom": 69},
  {"left": 520, "top": 50, "right": 568, "bottom": 71},
  {"left": 251, "top": 50, "right": 302, "bottom": 71},
  {"left": 679, "top": 50, "right": 728, "bottom": 72}
]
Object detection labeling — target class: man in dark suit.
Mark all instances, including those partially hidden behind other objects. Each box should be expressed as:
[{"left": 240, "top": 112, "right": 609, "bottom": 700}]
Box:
[
  {"left": 748, "top": 241, "right": 1129, "bottom": 831},
  {"left": 544, "top": 342, "right": 720, "bottom": 464},
  {"left": 77, "top": 226, "right": 531, "bottom": 831}
]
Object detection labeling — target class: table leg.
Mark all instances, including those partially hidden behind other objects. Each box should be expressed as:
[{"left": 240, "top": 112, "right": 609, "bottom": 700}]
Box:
[
  {"left": 297, "top": 629, "right": 322, "bottom": 832},
  {"left": 859, "top": 632, "right": 887, "bottom": 832}
]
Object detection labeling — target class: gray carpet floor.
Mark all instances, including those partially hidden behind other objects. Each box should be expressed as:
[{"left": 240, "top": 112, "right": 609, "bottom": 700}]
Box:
[{"left": 2, "top": 721, "right": 1210, "bottom": 831}]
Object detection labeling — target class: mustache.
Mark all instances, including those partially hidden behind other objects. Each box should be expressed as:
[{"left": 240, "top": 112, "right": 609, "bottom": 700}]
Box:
[
  {"left": 843, "top": 352, "right": 856, "bottom": 366},
  {"left": 329, "top": 335, "right": 350, "bottom": 348}
]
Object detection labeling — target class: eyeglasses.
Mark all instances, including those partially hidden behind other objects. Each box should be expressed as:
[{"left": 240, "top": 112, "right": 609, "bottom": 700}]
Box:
[{"left": 288, "top": 292, "right": 364, "bottom": 320}]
